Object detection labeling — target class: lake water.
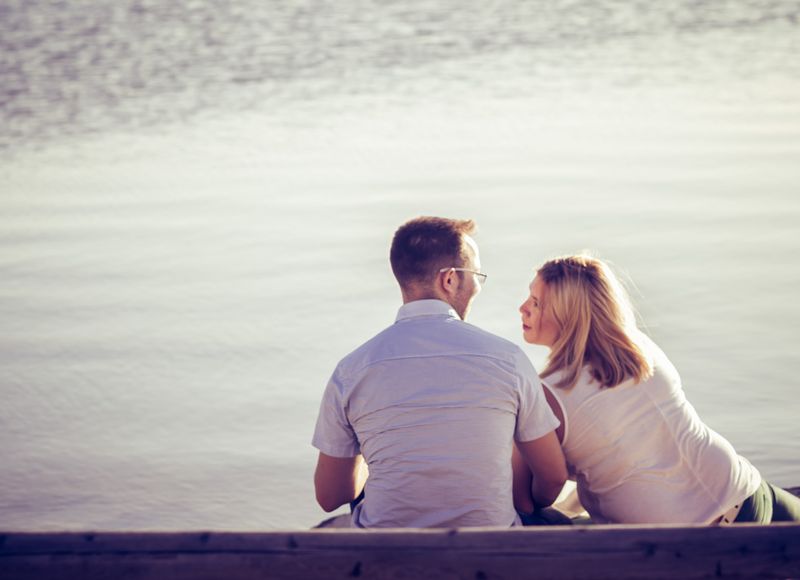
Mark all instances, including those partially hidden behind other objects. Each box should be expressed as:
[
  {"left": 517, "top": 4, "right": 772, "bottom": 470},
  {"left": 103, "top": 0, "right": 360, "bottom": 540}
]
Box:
[{"left": 1, "top": 0, "right": 799, "bottom": 530}]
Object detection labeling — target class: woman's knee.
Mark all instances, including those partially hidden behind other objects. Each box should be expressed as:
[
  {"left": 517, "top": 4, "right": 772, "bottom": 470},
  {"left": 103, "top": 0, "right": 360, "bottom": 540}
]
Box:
[{"left": 769, "top": 483, "right": 800, "bottom": 522}]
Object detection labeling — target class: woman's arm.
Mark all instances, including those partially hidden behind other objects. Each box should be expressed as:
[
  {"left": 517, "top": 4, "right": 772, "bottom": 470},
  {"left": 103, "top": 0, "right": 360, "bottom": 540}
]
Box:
[{"left": 542, "top": 384, "right": 565, "bottom": 444}]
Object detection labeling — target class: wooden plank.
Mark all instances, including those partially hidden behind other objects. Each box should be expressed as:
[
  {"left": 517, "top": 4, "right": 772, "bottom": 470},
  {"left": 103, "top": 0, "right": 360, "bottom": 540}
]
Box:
[{"left": 1, "top": 524, "right": 798, "bottom": 579}]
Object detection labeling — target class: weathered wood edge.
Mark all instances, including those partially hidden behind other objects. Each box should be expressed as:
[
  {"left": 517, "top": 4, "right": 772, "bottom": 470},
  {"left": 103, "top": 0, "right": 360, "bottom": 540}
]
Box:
[
  {"left": 1, "top": 524, "right": 798, "bottom": 580},
  {"left": 1, "top": 523, "right": 800, "bottom": 554}
]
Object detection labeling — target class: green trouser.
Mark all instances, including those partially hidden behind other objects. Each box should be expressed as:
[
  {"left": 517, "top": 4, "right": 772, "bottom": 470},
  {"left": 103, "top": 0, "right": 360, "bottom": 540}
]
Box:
[{"left": 734, "top": 479, "right": 800, "bottom": 523}]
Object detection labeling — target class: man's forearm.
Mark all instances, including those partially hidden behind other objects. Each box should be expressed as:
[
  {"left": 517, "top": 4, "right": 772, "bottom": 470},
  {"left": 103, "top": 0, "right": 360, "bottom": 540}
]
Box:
[
  {"left": 512, "top": 445, "right": 535, "bottom": 513},
  {"left": 530, "top": 475, "right": 564, "bottom": 508},
  {"left": 516, "top": 432, "right": 568, "bottom": 510}
]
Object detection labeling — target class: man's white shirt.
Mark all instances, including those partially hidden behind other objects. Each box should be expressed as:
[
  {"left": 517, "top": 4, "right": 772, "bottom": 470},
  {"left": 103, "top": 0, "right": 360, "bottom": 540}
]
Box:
[{"left": 312, "top": 299, "right": 559, "bottom": 528}]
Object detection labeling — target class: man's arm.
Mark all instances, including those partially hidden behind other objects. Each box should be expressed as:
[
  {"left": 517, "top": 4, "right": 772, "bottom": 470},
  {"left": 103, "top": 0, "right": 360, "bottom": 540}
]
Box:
[
  {"left": 513, "top": 431, "right": 568, "bottom": 512},
  {"left": 314, "top": 452, "right": 367, "bottom": 512}
]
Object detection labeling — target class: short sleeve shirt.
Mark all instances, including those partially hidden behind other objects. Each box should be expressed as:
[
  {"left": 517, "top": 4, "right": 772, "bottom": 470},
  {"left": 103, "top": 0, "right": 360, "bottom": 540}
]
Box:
[{"left": 312, "top": 300, "right": 559, "bottom": 528}]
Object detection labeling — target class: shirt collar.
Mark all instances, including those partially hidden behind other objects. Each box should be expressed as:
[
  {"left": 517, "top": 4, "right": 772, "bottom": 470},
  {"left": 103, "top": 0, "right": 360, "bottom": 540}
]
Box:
[{"left": 395, "top": 299, "right": 461, "bottom": 322}]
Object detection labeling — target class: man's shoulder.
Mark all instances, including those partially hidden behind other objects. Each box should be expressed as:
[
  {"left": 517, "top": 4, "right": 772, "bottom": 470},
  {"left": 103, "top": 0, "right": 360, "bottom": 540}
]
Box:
[
  {"left": 333, "top": 323, "right": 399, "bottom": 376},
  {"left": 458, "top": 320, "right": 527, "bottom": 355},
  {"left": 457, "top": 323, "right": 541, "bottom": 384},
  {"left": 333, "top": 318, "right": 532, "bottom": 378}
]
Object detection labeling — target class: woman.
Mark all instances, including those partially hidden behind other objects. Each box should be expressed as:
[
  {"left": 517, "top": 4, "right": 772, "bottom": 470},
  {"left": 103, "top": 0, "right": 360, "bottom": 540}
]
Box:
[{"left": 514, "top": 254, "right": 800, "bottom": 524}]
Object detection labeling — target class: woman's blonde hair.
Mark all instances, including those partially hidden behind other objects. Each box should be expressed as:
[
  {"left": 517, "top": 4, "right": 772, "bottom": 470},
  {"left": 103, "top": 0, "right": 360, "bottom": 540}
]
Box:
[{"left": 537, "top": 255, "right": 652, "bottom": 390}]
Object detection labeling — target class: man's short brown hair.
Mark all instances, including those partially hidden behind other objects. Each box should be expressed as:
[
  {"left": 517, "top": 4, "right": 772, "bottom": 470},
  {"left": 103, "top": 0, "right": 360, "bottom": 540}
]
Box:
[{"left": 390, "top": 216, "right": 476, "bottom": 289}]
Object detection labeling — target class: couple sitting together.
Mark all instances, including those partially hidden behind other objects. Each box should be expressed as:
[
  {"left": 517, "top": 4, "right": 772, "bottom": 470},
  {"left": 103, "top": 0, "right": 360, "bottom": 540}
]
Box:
[{"left": 312, "top": 216, "right": 800, "bottom": 528}]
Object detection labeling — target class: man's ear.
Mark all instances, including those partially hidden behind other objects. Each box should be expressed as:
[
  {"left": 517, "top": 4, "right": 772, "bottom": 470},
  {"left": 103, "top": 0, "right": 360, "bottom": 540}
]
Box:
[{"left": 438, "top": 267, "right": 458, "bottom": 298}]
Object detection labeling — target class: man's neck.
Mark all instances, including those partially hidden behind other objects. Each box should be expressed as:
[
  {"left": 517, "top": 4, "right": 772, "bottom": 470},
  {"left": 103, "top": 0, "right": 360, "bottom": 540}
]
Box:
[
  {"left": 402, "top": 293, "right": 438, "bottom": 304},
  {"left": 401, "top": 288, "right": 446, "bottom": 305}
]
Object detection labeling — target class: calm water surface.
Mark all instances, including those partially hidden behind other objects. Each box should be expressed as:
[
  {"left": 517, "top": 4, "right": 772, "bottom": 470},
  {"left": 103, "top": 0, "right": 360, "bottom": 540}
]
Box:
[{"left": 1, "top": 0, "right": 799, "bottom": 529}]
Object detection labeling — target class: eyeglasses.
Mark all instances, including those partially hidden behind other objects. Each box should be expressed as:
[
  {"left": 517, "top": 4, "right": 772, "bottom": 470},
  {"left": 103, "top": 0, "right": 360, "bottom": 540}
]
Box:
[{"left": 439, "top": 267, "right": 488, "bottom": 286}]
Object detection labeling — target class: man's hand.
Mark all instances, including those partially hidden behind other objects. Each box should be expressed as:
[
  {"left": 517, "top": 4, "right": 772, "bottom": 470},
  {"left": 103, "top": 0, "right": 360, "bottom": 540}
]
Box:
[{"left": 314, "top": 452, "right": 367, "bottom": 512}]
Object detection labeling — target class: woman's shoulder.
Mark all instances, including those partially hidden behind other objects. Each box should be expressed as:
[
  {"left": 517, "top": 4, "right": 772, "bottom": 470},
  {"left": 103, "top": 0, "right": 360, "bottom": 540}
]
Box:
[
  {"left": 632, "top": 330, "right": 679, "bottom": 371},
  {"left": 541, "top": 365, "right": 597, "bottom": 401},
  {"left": 630, "top": 327, "right": 658, "bottom": 354}
]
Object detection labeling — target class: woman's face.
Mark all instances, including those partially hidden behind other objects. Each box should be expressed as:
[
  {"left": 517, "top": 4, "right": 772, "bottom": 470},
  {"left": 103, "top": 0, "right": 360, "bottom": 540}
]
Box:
[{"left": 519, "top": 276, "right": 559, "bottom": 347}]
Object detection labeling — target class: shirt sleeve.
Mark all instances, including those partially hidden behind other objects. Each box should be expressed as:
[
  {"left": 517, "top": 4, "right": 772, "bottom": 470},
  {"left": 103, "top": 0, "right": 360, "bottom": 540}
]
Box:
[
  {"left": 311, "top": 368, "right": 361, "bottom": 457},
  {"left": 513, "top": 350, "right": 561, "bottom": 442}
]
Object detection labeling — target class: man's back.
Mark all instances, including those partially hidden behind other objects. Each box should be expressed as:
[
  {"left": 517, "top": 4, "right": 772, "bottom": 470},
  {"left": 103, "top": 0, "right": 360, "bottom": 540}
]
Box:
[{"left": 312, "top": 300, "right": 558, "bottom": 527}]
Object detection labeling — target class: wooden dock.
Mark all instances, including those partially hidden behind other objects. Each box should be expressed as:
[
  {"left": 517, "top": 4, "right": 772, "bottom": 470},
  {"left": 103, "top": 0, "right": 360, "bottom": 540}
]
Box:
[
  {"left": 2, "top": 523, "right": 799, "bottom": 579},
  {"left": 3, "top": 487, "right": 799, "bottom": 579}
]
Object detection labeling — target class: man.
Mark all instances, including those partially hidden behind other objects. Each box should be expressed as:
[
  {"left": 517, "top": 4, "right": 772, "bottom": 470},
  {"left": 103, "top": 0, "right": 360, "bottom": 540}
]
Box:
[{"left": 312, "top": 216, "right": 566, "bottom": 527}]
